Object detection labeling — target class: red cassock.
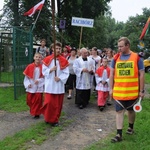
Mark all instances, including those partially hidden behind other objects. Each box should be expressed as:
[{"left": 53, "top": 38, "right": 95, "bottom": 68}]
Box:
[
  {"left": 41, "top": 94, "right": 64, "bottom": 123},
  {"left": 23, "top": 63, "right": 44, "bottom": 117},
  {"left": 96, "top": 66, "right": 110, "bottom": 107},
  {"left": 26, "top": 93, "right": 43, "bottom": 116},
  {"left": 41, "top": 54, "right": 69, "bottom": 124}
]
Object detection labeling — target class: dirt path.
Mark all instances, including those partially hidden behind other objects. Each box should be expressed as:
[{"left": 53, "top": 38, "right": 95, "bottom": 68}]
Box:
[
  {"left": 0, "top": 110, "right": 43, "bottom": 140},
  {"left": 0, "top": 93, "right": 116, "bottom": 150},
  {"left": 29, "top": 101, "right": 115, "bottom": 150}
]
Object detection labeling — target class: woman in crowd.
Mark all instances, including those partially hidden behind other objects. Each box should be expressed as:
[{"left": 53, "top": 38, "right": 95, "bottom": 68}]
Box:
[{"left": 67, "top": 47, "right": 78, "bottom": 99}]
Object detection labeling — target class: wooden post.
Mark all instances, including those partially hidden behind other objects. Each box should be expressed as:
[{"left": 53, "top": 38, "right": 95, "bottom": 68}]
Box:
[
  {"left": 79, "top": 26, "right": 83, "bottom": 50},
  {"left": 51, "top": 0, "right": 56, "bottom": 76}
]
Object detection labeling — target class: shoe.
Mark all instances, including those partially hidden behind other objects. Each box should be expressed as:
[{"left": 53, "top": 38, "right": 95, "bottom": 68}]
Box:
[
  {"left": 107, "top": 101, "right": 112, "bottom": 106},
  {"left": 34, "top": 115, "right": 40, "bottom": 119},
  {"left": 126, "top": 128, "right": 134, "bottom": 135},
  {"left": 111, "top": 135, "right": 122, "bottom": 143},
  {"left": 79, "top": 105, "right": 83, "bottom": 109},
  {"left": 51, "top": 123, "right": 59, "bottom": 127},
  {"left": 67, "top": 95, "right": 72, "bottom": 99},
  {"left": 99, "top": 106, "right": 104, "bottom": 111}
]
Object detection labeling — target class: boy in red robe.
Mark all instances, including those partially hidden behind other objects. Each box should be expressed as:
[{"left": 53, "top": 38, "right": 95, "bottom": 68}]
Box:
[
  {"left": 95, "top": 58, "right": 110, "bottom": 111},
  {"left": 23, "top": 53, "right": 44, "bottom": 119},
  {"left": 41, "top": 42, "right": 69, "bottom": 127}
]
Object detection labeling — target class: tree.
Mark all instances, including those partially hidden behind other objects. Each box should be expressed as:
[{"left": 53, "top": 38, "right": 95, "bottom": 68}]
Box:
[
  {"left": 1, "top": 0, "right": 52, "bottom": 45},
  {"left": 57, "top": 0, "right": 111, "bottom": 47}
]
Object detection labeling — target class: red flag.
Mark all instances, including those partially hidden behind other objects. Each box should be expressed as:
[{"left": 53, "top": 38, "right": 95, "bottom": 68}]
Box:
[
  {"left": 24, "top": 0, "right": 45, "bottom": 17},
  {"left": 139, "top": 17, "right": 150, "bottom": 40}
]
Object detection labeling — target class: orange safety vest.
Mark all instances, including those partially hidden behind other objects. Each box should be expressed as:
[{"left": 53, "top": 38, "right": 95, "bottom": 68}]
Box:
[{"left": 113, "top": 52, "right": 139, "bottom": 100}]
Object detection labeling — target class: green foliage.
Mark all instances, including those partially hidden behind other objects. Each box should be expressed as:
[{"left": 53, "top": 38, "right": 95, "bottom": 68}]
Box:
[
  {"left": 2, "top": 0, "right": 52, "bottom": 45},
  {"left": 113, "top": 8, "right": 150, "bottom": 53},
  {"left": 57, "top": 0, "right": 111, "bottom": 47},
  {"left": 2, "top": 1, "right": 150, "bottom": 54},
  {"left": 2, "top": 0, "right": 111, "bottom": 48}
]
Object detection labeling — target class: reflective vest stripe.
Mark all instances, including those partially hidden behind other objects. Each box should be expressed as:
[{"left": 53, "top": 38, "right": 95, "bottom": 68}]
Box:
[
  {"left": 114, "top": 86, "right": 138, "bottom": 91},
  {"left": 114, "top": 78, "right": 138, "bottom": 82},
  {"left": 113, "top": 93, "right": 138, "bottom": 97},
  {"left": 114, "top": 82, "right": 139, "bottom": 87}
]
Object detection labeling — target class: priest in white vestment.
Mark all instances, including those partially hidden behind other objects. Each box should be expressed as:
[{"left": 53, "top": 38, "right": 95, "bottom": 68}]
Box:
[{"left": 73, "top": 48, "right": 95, "bottom": 109}]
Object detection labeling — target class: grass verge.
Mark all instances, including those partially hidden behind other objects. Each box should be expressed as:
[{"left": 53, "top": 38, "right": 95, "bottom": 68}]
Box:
[
  {"left": 0, "top": 87, "right": 28, "bottom": 112},
  {"left": 0, "top": 114, "right": 73, "bottom": 150}
]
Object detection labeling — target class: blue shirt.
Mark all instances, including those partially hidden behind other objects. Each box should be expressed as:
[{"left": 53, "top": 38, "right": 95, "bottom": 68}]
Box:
[{"left": 110, "top": 53, "right": 144, "bottom": 70}]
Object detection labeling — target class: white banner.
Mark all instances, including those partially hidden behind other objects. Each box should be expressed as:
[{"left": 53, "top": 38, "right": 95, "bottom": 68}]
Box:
[{"left": 71, "top": 17, "right": 94, "bottom": 28}]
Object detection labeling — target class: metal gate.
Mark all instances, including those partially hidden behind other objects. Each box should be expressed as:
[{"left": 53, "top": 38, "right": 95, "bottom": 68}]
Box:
[{"left": 0, "top": 27, "right": 33, "bottom": 99}]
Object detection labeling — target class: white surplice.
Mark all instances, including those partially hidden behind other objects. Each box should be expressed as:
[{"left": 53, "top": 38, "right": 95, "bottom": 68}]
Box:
[
  {"left": 73, "top": 56, "right": 95, "bottom": 90},
  {"left": 42, "top": 59, "right": 69, "bottom": 94},
  {"left": 95, "top": 69, "right": 109, "bottom": 92},
  {"left": 23, "top": 67, "right": 44, "bottom": 93}
]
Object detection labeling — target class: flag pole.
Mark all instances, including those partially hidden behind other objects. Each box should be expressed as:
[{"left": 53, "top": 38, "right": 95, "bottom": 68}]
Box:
[
  {"left": 51, "top": 0, "right": 57, "bottom": 76},
  {"left": 31, "top": 9, "right": 42, "bottom": 32}
]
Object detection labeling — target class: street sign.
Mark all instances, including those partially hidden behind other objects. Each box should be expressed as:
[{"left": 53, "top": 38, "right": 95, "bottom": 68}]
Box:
[
  {"left": 71, "top": 17, "right": 94, "bottom": 28},
  {"left": 59, "top": 19, "right": 66, "bottom": 29}
]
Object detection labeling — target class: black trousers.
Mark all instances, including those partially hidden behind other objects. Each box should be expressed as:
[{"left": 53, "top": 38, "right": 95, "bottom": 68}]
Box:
[
  {"left": 75, "top": 89, "right": 91, "bottom": 107},
  {"left": 67, "top": 74, "right": 76, "bottom": 89}
]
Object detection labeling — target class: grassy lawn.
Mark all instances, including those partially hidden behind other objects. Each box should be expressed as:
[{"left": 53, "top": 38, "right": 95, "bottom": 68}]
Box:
[
  {"left": 145, "top": 73, "right": 150, "bottom": 84},
  {"left": 0, "top": 87, "right": 28, "bottom": 112},
  {"left": 0, "top": 72, "right": 14, "bottom": 83}
]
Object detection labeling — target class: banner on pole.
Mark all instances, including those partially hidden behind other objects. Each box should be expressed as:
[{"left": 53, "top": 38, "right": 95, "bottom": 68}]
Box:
[
  {"left": 59, "top": 19, "right": 66, "bottom": 29},
  {"left": 71, "top": 17, "right": 94, "bottom": 28}
]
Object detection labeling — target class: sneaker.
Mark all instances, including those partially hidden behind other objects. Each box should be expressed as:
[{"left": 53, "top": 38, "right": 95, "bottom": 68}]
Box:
[
  {"left": 126, "top": 128, "right": 134, "bottom": 135},
  {"left": 67, "top": 95, "right": 72, "bottom": 99}
]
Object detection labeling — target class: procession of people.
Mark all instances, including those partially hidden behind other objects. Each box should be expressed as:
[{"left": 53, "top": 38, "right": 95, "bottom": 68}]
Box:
[{"left": 23, "top": 37, "right": 144, "bottom": 143}]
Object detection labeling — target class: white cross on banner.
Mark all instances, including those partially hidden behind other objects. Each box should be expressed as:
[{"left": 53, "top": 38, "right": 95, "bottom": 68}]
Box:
[{"left": 71, "top": 17, "right": 94, "bottom": 28}]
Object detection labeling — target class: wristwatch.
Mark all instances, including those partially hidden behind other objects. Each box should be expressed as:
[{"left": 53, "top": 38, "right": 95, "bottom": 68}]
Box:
[{"left": 140, "top": 90, "right": 145, "bottom": 93}]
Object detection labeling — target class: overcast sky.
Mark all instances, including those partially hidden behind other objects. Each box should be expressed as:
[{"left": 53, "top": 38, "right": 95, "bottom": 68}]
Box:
[
  {"left": 109, "top": 0, "right": 150, "bottom": 22},
  {"left": 0, "top": 0, "right": 150, "bottom": 23}
]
